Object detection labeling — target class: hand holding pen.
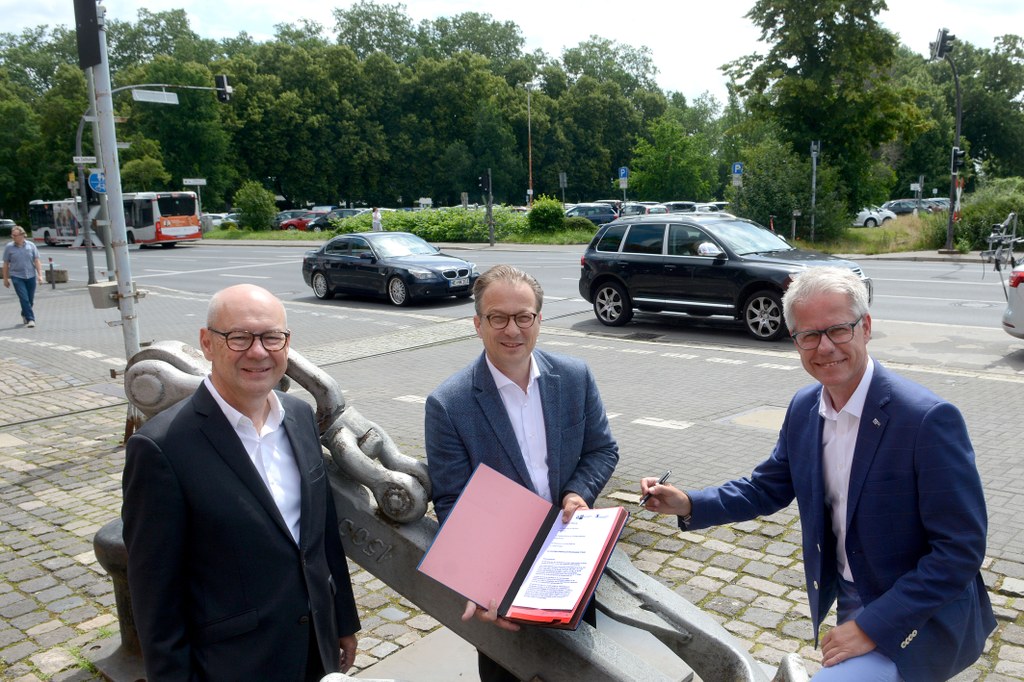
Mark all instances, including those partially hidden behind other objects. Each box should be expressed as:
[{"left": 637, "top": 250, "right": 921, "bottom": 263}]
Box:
[{"left": 639, "top": 470, "right": 693, "bottom": 517}]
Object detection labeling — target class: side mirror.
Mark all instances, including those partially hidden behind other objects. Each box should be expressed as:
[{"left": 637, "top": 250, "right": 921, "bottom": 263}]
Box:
[{"left": 697, "top": 242, "right": 724, "bottom": 257}]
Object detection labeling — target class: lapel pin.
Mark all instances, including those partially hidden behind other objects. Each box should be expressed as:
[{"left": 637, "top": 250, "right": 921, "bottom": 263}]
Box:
[{"left": 872, "top": 418, "right": 881, "bottom": 427}]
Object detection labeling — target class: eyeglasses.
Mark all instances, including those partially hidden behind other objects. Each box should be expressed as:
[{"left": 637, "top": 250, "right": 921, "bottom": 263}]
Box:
[
  {"left": 483, "top": 312, "right": 539, "bottom": 330},
  {"left": 207, "top": 328, "right": 290, "bottom": 352},
  {"left": 790, "top": 316, "right": 863, "bottom": 350}
]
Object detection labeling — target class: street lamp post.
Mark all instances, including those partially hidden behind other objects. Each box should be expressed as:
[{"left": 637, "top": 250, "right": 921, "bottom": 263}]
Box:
[{"left": 526, "top": 81, "right": 535, "bottom": 208}]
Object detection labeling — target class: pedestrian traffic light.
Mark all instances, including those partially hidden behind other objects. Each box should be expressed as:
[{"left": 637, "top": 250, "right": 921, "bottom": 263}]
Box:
[
  {"left": 215, "top": 75, "right": 232, "bottom": 102},
  {"left": 950, "top": 146, "right": 966, "bottom": 173},
  {"left": 931, "top": 28, "right": 956, "bottom": 60},
  {"left": 478, "top": 174, "right": 490, "bottom": 194}
]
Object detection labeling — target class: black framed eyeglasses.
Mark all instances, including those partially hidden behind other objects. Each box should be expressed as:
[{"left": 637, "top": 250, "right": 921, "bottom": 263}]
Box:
[
  {"left": 207, "top": 328, "right": 291, "bottom": 352},
  {"left": 484, "top": 312, "right": 538, "bottom": 330},
  {"left": 790, "top": 316, "right": 863, "bottom": 350}
]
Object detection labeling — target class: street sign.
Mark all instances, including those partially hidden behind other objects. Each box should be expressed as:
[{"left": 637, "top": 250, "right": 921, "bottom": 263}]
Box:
[
  {"left": 618, "top": 166, "right": 629, "bottom": 179},
  {"left": 182, "top": 178, "right": 207, "bottom": 186},
  {"left": 131, "top": 90, "right": 179, "bottom": 105},
  {"left": 88, "top": 170, "right": 106, "bottom": 195},
  {"left": 910, "top": 182, "right": 921, "bottom": 192},
  {"left": 731, "top": 162, "right": 744, "bottom": 175},
  {"left": 73, "top": 155, "right": 97, "bottom": 164},
  {"left": 559, "top": 171, "right": 567, "bottom": 189}
]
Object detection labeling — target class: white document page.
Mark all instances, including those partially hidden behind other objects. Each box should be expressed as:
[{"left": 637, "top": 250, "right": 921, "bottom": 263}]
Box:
[{"left": 510, "top": 508, "right": 621, "bottom": 610}]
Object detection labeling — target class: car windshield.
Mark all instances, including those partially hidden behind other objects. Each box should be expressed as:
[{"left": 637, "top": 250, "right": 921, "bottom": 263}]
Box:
[
  {"left": 708, "top": 220, "right": 793, "bottom": 255},
  {"left": 372, "top": 233, "right": 438, "bottom": 258}
]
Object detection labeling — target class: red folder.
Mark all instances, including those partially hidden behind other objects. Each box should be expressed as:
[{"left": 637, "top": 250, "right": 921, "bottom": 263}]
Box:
[{"left": 418, "top": 463, "right": 627, "bottom": 629}]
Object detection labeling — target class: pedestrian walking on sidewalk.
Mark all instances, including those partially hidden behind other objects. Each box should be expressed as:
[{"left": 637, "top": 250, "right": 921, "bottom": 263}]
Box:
[{"left": 3, "top": 226, "right": 45, "bottom": 327}]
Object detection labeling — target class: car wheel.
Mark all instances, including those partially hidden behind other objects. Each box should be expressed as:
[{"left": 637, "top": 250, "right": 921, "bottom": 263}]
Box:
[
  {"left": 43, "top": 231, "right": 56, "bottom": 246},
  {"left": 312, "top": 226, "right": 322, "bottom": 233},
  {"left": 387, "top": 276, "right": 409, "bottom": 306},
  {"left": 865, "top": 217, "right": 877, "bottom": 228},
  {"left": 311, "top": 272, "right": 333, "bottom": 300},
  {"left": 593, "top": 281, "right": 633, "bottom": 326},
  {"left": 743, "top": 289, "right": 785, "bottom": 341}
]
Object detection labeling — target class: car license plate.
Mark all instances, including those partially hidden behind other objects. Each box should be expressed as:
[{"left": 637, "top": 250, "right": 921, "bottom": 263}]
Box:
[{"left": 450, "top": 277, "right": 469, "bottom": 288}]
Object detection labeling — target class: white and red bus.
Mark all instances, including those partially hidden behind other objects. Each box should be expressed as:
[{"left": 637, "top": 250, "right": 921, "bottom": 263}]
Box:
[
  {"left": 28, "top": 198, "right": 84, "bottom": 246},
  {"left": 122, "top": 191, "right": 202, "bottom": 246},
  {"left": 29, "top": 191, "right": 202, "bottom": 247}
]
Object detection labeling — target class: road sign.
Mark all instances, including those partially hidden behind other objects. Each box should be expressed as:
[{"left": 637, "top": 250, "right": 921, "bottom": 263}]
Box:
[
  {"left": 618, "top": 166, "right": 629, "bottom": 179},
  {"left": 131, "top": 90, "right": 179, "bottom": 105},
  {"left": 73, "top": 155, "right": 97, "bottom": 165},
  {"left": 731, "top": 162, "right": 744, "bottom": 175},
  {"left": 182, "top": 178, "right": 207, "bottom": 186},
  {"left": 88, "top": 170, "right": 106, "bottom": 195}
]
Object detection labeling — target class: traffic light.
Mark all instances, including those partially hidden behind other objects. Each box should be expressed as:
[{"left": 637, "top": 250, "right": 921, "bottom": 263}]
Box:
[
  {"left": 950, "top": 146, "right": 966, "bottom": 173},
  {"left": 478, "top": 173, "right": 490, "bottom": 194},
  {"left": 215, "top": 74, "right": 232, "bottom": 102},
  {"left": 930, "top": 28, "right": 956, "bottom": 60}
]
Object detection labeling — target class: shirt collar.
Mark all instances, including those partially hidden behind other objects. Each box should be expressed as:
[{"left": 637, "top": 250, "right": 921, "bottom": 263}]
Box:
[
  {"left": 484, "top": 352, "right": 540, "bottom": 392},
  {"left": 818, "top": 356, "right": 874, "bottom": 421},
  {"left": 204, "top": 376, "right": 285, "bottom": 430}
]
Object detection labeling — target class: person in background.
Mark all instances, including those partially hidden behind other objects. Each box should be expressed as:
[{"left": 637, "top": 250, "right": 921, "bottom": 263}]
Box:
[
  {"left": 426, "top": 264, "right": 619, "bottom": 681},
  {"left": 640, "top": 266, "right": 994, "bottom": 681},
  {"left": 371, "top": 207, "right": 382, "bottom": 231},
  {"left": 3, "top": 226, "right": 45, "bottom": 328},
  {"left": 122, "top": 284, "right": 360, "bottom": 681}
]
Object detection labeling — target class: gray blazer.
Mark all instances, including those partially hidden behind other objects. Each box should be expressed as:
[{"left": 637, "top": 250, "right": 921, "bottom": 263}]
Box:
[{"left": 425, "top": 349, "right": 619, "bottom": 524}]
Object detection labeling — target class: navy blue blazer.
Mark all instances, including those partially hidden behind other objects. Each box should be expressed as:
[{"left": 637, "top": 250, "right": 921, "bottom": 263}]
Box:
[
  {"left": 425, "top": 349, "right": 619, "bottom": 524},
  {"left": 123, "top": 383, "right": 360, "bottom": 681},
  {"left": 687, "top": 361, "right": 994, "bottom": 681}
]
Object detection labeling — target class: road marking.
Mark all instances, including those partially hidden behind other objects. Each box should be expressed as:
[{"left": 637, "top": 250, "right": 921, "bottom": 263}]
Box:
[
  {"left": 707, "top": 357, "right": 746, "bottom": 365},
  {"left": 756, "top": 363, "right": 798, "bottom": 371},
  {"left": 632, "top": 417, "right": 694, "bottom": 430},
  {"left": 394, "top": 395, "right": 426, "bottom": 404},
  {"left": 221, "top": 273, "right": 271, "bottom": 279}
]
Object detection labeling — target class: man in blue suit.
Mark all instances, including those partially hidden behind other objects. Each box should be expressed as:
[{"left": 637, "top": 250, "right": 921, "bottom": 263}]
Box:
[
  {"left": 641, "top": 266, "right": 994, "bottom": 681},
  {"left": 426, "top": 264, "right": 619, "bottom": 681}
]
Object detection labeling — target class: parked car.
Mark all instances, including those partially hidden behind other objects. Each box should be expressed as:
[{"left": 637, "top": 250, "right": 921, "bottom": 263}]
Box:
[
  {"left": 619, "top": 202, "right": 661, "bottom": 217},
  {"left": 853, "top": 206, "right": 897, "bottom": 227},
  {"left": 565, "top": 203, "right": 618, "bottom": 225},
  {"left": 578, "top": 214, "right": 872, "bottom": 341},
  {"left": 280, "top": 211, "right": 327, "bottom": 231},
  {"left": 273, "top": 209, "right": 309, "bottom": 229},
  {"left": 880, "top": 199, "right": 932, "bottom": 216},
  {"left": 661, "top": 201, "right": 697, "bottom": 213},
  {"left": 1003, "top": 263, "right": 1024, "bottom": 339},
  {"left": 302, "top": 231, "right": 479, "bottom": 306},
  {"left": 0, "top": 218, "right": 18, "bottom": 237},
  {"left": 305, "top": 208, "right": 370, "bottom": 232}
]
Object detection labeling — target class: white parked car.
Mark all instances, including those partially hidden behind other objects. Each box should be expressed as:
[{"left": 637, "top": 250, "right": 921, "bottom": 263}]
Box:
[
  {"left": 853, "top": 206, "right": 896, "bottom": 227},
  {"left": 1002, "top": 263, "right": 1024, "bottom": 339}
]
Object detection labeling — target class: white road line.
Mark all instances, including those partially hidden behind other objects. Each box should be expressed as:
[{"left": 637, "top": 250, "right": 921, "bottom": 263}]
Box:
[
  {"left": 394, "top": 395, "right": 426, "bottom": 404},
  {"left": 632, "top": 417, "right": 694, "bottom": 430}
]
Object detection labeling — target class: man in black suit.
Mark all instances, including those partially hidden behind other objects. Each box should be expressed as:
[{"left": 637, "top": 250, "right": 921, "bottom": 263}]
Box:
[{"left": 122, "top": 284, "right": 360, "bottom": 681}]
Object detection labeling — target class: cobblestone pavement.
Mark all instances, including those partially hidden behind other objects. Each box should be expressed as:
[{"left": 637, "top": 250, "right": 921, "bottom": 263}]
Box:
[{"left": 2, "top": 279, "right": 1024, "bottom": 681}]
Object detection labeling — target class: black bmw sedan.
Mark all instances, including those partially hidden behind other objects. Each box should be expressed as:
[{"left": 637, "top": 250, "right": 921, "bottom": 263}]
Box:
[{"left": 302, "top": 231, "right": 479, "bottom": 306}]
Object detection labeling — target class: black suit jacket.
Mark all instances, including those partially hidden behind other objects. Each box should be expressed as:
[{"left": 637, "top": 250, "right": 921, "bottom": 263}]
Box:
[{"left": 122, "top": 383, "right": 360, "bottom": 681}]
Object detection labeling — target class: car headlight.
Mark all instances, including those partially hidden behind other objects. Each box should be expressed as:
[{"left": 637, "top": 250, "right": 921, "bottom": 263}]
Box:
[
  {"left": 406, "top": 266, "right": 437, "bottom": 281},
  {"left": 470, "top": 263, "right": 479, "bottom": 275}
]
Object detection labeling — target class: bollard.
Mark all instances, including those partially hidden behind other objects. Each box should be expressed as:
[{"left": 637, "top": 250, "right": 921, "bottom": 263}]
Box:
[{"left": 93, "top": 518, "right": 140, "bottom": 656}]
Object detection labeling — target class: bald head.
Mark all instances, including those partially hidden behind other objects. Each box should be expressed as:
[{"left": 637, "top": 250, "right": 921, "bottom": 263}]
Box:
[{"left": 207, "top": 284, "right": 287, "bottom": 330}]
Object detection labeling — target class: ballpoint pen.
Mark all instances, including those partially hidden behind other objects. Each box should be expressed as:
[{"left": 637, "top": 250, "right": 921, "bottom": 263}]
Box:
[{"left": 638, "top": 470, "right": 671, "bottom": 506}]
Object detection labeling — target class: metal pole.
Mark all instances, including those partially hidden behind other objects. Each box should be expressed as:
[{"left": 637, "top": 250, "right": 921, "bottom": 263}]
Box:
[
  {"left": 527, "top": 84, "right": 534, "bottom": 209},
  {"left": 810, "top": 141, "right": 819, "bottom": 242},
  {"left": 486, "top": 167, "right": 494, "bottom": 246},
  {"left": 943, "top": 56, "right": 962, "bottom": 252},
  {"left": 93, "top": 4, "right": 144, "bottom": 436}
]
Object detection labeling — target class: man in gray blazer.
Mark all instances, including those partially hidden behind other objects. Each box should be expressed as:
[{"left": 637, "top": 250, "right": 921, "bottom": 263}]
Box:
[
  {"left": 425, "top": 264, "right": 619, "bottom": 681},
  {"left": 122, "top": 284, "right": 360, "bottom": 681}
]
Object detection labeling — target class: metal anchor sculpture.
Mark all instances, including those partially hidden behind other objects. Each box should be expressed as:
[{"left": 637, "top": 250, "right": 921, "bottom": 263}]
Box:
[{"left": 106, "top": 341, "right": 809, "bottom": 682}]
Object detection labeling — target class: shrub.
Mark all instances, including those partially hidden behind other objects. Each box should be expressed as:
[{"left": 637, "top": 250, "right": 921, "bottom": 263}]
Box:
[
  {"left": 527, "top": 196, "right": 566, "bottom": 233},
  {"left": 563, "top": 216, "right": 596, "bottom": 232},
  {"left": 232, "top": 181, "right": 277, "bottom": 231}
]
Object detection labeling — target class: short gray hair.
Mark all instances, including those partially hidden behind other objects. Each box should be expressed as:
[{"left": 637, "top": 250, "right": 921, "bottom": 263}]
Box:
[
  {"left": 473, "top": 265, "right": 544, "bottom": 315},
  {"left": 782, "top": 267, "right": 869, "bottom": 332}
]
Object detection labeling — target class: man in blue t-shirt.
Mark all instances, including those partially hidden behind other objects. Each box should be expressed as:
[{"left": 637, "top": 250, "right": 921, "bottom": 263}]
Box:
[{"left": 3, "top": 226, "right": 45, "bottom": 327}]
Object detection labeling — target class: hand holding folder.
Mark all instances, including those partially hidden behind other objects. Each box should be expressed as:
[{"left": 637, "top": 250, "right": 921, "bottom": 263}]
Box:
[{"left": 418, "top": 463, "right": 628, "bottom": 629}]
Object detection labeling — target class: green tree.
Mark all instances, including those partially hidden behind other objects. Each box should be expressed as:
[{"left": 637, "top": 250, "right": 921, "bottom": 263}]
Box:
[
  {"left": 232, "top": 180, "right": 276, "bottom": 230},
  {"left": 629, "top": 116, "right": 715, "bottom": 200},
  {"left": 416, "top": 13, "right": 524, "bottom": 74},
  {"left": 727, "top": 0, "right": 919, "bottom": 210},
  {"left": 121, "top": 157, "right": 171, "bottom": 190},
  {"left": 333, "top": 0, "right": 416, "bottom": 62}
]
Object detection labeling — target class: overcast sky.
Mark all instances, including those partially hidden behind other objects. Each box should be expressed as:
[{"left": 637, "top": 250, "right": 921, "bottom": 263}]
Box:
[{"left": 5, "top": 0, "right": 1023, "bottom": 101}]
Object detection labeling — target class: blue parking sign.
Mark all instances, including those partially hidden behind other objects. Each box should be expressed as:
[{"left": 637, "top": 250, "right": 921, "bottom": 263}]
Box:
[
  {"left": 731, "top": 162, "right": 744, "bottom": 175},
  {"left": 619, "top": 166, "right": 629, "bottom": 179}
]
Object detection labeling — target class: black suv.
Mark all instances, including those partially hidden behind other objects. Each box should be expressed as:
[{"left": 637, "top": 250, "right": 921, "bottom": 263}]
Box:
[{"left": 578, "top": 215, "right": 872, "bottom": 341}]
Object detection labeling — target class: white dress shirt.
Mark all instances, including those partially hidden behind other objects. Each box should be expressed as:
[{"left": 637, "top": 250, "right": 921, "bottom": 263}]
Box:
[
  {"left": 819, "top": 357, "right": 875, "bottom": 582},
  {"left": 485, "top": 353, "right": 552, "bottom": 503},
  {"left": 204, "top": 378, "right": 303, "bottom": 544}
]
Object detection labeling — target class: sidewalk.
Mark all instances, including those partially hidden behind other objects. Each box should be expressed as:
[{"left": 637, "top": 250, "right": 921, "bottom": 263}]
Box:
[{"left": 2, "top": 267, "right": 1023, "bottom": 681}]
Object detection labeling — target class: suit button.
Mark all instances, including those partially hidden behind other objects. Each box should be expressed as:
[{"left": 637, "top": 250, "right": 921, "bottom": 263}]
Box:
[
  {"left": 813, "top": 581, "right": 819, "bottom": 590},
  {"left": 299, "top": 615, "right": 310, "bottom": 624}
]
